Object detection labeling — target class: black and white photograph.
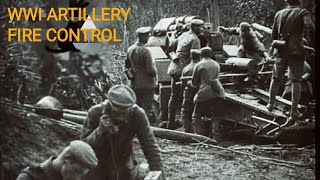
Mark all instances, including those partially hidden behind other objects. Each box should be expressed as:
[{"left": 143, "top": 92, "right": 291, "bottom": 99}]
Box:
[{"left": 0, "top": 0, "right": 317, "bottom": 179}]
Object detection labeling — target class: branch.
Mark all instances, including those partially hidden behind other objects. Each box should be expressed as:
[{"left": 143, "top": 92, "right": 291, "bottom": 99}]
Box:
[{"left": 190, "top": 141, "right": 310, "bottom": 168}]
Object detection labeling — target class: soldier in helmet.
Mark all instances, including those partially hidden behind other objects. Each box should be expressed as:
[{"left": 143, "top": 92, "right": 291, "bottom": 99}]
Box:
[
  {"left": 17, "top": 140, "right": 98, "bottom": 180},
  {"left": 219, "top": 22, "right": 271, "bottom": 62},
  {"left": 81, "top": 85, "right": 165, "bottom": 180},
  {"left": 166, "top": 19, "right": 203, "bottom": 129},
  {"left": 125, "top": 26, "right": 157, "bottom": 123}
]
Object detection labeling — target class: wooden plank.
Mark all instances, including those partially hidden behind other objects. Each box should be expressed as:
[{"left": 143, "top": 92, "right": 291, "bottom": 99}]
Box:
[
  {"left": 252, "top": 88, "right": 306, "bottom": 111},
  {"left": 225, "top": 93, "right": 286, "bottom": 118},
  {"left": 61, "top": 113, "right": 217, "bottom": 145}
]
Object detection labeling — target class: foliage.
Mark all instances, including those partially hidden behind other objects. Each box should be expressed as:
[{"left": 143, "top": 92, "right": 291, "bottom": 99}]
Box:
[{"left": 0, "top": 0, "right": 315, "bottom": 104}]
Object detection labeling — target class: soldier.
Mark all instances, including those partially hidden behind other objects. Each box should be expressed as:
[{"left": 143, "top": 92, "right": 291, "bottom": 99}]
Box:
[
  {"left": 187, "top": 47, "right": 226, "bottom": 139},
  {"left": 180, "top": 49, "right": 201, "bottom": 133},
  {"left": 266, "top": 0, "right": 315, "bottom": 123},
  {"left": 17, "top": 140, "right": 98, "bottom": 180},
  {"left": 282, "top": 61, "right": 313, "bottom": 107},
  {"left": 166, "top": 19, "right": 203, "bottom": 129},
  {"left": 219, "top": 22, "right": 271, "bottom": 62},
  {"left": 125, "top": 26, "right": 157, "bottom": 123},
  {"left": 81, "top": 85, "right": 165, "bottom": 180}
]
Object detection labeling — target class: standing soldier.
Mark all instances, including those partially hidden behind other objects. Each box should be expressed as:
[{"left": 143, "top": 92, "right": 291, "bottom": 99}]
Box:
[
  {"left": 166, "top": 19, "right": 203, "bottom": 129},
  {"left": 17, "top": 140, "right": 98, "bottom": 180},
  {"left": 187, "top": 47, "right": 226, "bottom": 140},
  {"left": 81, "top": 85, "right": 165, "bottom": 180},
  {"left": 125, "top": 26, "right": 157, "bottom": 123},
  {"left": 180, "top": 49, "right": 201, "bottom": 133},
  {"left": 219, "top": 22, "right": 271, "bottom": 62},
  {"left": 266, "top": 0, "right": 315, "bottom": 123},
  {"left": 282, "top": 61, "right": 313, "bottom": 107}
]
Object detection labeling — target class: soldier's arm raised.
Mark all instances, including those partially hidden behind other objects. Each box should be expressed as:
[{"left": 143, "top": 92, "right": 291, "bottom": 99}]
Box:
[
  {"left": 219, "top": 26, "right": 239, "bottom": 35},
  {"left": 80, "top": 105, "right": 107, "bottom": 149}
]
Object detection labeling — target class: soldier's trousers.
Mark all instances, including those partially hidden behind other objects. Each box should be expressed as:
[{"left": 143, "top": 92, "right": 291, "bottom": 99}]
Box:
[
  {"left": 180, "top": 87, "right": 197, "bottom": 133},
  {"left": 168, "top": 75, "right": 183, "bottom": 125},
  {"left": 134, "top": 88, "right": 155, "bottom": 123},
  {"left": 238, "top": 49, "right": 263, "bottom": 62},
  {"left": 192, "top": 99, "right": 225, "bottom": 137}
]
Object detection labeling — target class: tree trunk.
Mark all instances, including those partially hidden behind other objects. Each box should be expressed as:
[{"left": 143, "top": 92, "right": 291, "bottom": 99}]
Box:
[{"left": 209, "top": 0, "right": 220, "bottom": 32}]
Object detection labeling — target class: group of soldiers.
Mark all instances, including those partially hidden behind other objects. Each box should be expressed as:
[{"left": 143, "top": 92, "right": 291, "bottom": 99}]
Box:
[{"left": 16, "top": 0, "right": 314, "bottom": 179}]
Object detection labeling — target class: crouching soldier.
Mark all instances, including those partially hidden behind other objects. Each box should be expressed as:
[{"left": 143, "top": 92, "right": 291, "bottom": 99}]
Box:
[
  {"left": 81, "top": 85, "right": 165, "bottom": 180},
  {"left": 219, "top": 22, "right": 271, "bottom": 62},
  {"left": 180, "top": 49, "right": 201, "bottom": 133},
  {"left": 187, "top": 47, "right": 226, "bottom": 140},
  {"left": 17, "top": 140, "right": 98, "bottom": 180}
]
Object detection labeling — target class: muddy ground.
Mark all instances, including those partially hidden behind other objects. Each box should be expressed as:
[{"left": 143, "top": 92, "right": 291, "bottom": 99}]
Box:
[
  {"left": 135, "top": 138, "right": 315, "bottom": 180},
  {"left": 0, "top": 100, "right": 316, "bottom": 180}
]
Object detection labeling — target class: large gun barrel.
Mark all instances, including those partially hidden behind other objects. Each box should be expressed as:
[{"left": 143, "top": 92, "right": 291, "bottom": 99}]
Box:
[{"left": 224, "top": 57, "right": 259, "bottom": 75}]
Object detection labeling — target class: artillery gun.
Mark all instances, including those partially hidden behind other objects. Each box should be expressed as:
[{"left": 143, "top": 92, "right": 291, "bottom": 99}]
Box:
[{"left": 145, "top": 16, "right": 314, "bottom": 143}]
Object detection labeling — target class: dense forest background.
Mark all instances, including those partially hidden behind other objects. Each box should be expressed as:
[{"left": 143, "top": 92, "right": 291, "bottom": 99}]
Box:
[
  {"left": 0, "top": 0, "right": 316, "bottom": 105},
  {"left": 0, "top": 1, "right": 316, "bottom": 178}
]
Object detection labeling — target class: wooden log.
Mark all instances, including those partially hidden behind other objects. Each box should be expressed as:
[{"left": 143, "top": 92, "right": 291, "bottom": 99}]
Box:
[
  {"left": 151, "top": 127, "right": 217, "bottom": 145},
  {"left": 62, "top": 113, "right": 217, "bottom": 145},
  {"left": 62, "top": 113, "right": 86, "bottom": 124},
  {"left": 252, "top": 23, "right": 272, "bottom": 34},
  {"left": 252, "top": 23, "right": 314, "bottom": 52},
  {"left": 63, "top": 109, "right": 88, "bottom": 116}
]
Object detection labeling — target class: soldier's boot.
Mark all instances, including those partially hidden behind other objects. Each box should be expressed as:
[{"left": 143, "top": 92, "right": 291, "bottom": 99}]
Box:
[
  {"left": 267, "top": 79, "right": 279, "bottom": 111},
  {"left": 181, "top": 115, "right": 194, "bottom": 133},
  {"left": 192, "top": 117, "right": 202, "bottom": 135},
  {"left": 290, "top": 82, "right": 303, "bottom": 119},
  {"left": 211, "top": 119, "right": 222, "bottom": 143},
  {"left": 167, "top": 107, "right": 177, "bottom": 130}
]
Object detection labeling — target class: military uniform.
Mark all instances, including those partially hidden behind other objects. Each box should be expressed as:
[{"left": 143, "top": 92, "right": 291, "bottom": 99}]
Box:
[
  {"left": 125, "top": 27, "right": 157, "bottom": 122},
  {"left": 282, "top": 62, "right": 313, "bottom": 106},
  {"left": 267, "top": 2, "right": 314, "bottom": 120},
  {"left": 189, "top": 47, "right": 226, "bottom": 137},
  {"left": 81, "top": 85, "right": 164, "bottom": 180},
  {"left": 17, "top": 157, "right": 62, "bottom": 180},
  {"left": 166, "top": 19, "right": 203, "bottom": 129},
  {"left": 17, "top": 140, "right": 98, "bottom": 180},
  {"left": 180, "top": 49, "right": 201, "bottom": 133},
  {"left": 220, "top": 22, "right": 267, "bottom": 62}
]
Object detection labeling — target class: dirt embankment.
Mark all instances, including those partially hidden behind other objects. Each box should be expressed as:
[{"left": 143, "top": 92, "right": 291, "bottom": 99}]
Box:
[{"left": 0, "top": 100, "right": 315, "bottom": 180}]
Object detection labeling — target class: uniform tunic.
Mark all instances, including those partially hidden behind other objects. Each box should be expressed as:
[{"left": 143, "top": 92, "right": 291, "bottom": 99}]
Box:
[
  {"left": 271, "top": 5, "right": 313, "bottom": 82},
  {"left": 80, "top": 101, "right": 163, "bottom": 180},
  {"left": 17, "top": 157, "right": 62, "bottom": 180},
  {"left": 166, "top": 30, "right": 201, "bottom": 127},
  {"left": 125, "top": 42, "right": 157, "bottom": 118},
  {"left": 224, "top": 27, "right": 266, "bottom": 61},
  {"left": 190, "top": 58, "right": 226, "bottom": 136},
  {"left": 180, "top": 61, "right": 198, "bottom": 132}
]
